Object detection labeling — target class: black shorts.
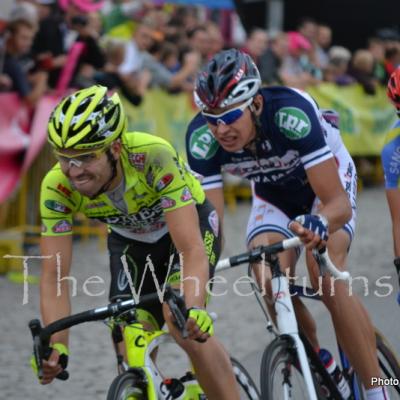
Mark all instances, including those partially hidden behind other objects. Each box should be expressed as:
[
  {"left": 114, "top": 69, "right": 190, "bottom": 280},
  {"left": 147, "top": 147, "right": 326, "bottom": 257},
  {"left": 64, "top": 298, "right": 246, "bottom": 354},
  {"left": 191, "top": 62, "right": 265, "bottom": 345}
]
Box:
[{"left": 108, "top": 199, "right": 221, "bottom": 329}]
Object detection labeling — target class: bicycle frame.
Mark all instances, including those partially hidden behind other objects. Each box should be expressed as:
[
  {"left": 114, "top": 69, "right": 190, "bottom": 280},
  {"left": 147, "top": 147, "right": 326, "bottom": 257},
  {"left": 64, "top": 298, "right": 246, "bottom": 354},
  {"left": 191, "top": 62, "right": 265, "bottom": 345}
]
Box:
[
  {"left": 290, "top": 284, "right": 364, "bottom": 400},
  {"left": 269, "top": 257, "right": 319, "bottom": 400},
  {"left": 216, "top": 237, "right": 351, "bottom": 400},
  {"left": 121, "top": 322, "right": 193, "bottom": 400}
]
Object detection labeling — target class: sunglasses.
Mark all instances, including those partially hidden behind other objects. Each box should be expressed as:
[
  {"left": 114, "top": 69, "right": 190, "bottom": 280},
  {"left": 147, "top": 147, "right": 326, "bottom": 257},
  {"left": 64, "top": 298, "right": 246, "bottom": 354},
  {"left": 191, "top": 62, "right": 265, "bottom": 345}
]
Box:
[
  {"left": 202, "top": 98, "right": 253, "bottom": 126},
  {"left": 54, "top": 147, "right": 108, "bottom": 168}
]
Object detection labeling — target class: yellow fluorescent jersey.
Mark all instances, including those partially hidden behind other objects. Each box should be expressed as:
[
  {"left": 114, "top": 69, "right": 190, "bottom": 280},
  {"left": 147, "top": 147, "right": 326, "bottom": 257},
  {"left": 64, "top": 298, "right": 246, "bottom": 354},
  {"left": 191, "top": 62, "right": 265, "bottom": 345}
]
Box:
[{"left": 40, "top": 132, "right": 205, "bottom": 243}]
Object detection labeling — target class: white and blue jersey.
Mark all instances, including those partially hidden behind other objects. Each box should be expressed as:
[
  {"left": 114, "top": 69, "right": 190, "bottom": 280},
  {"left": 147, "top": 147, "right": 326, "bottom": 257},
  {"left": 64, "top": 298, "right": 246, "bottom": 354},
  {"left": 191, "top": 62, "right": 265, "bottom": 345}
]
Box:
[
  {"left": 186, "top": 86, "right": 357, "bottom": 243},
  {"left": 381, "top": 119, "right": 400, "bottom": 189}
]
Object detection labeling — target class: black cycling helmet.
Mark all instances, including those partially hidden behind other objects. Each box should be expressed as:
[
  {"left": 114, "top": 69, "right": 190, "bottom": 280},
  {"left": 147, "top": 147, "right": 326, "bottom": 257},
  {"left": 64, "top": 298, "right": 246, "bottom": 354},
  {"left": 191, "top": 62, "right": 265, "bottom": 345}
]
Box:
[{"left": 194, "top": 48, "right": 261, "bottom": 110}]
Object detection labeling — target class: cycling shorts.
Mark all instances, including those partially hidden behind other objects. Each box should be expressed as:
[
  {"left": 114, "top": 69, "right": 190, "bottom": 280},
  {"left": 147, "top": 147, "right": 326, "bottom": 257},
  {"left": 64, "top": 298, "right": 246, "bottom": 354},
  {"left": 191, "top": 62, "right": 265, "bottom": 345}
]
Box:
[
  {"left": 246, "top": 145, "right": 357, "bottom": 246},
  {"left": 108, "top": 199, "right": 221, "bottom": 329}
]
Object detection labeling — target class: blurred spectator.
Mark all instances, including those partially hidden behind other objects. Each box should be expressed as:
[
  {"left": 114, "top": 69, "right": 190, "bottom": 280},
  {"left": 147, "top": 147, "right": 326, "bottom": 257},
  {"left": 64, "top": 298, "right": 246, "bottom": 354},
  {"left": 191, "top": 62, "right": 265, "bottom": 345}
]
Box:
[
  {"left": 384, "top": 44, "right": 400, "bottom": 78},
  {"left": 118, "top": 21, "right": 155, "bottom": 75},
  {"left": 205, "top": 21, "right": 224, "bottom": 57},
  {"left": 187, "top": 26, "right": 210, "bottom": 66},
  {"left": 367, "top": 36, "right": 387, "bottom": 83},
  {"left": 68, "top": 11, "right": 107, "bottom": 88},
  {"left": 9, "top": 1, "right": 39, "bottom": 29},
  {"left": 281, "top": 31, "right": 321, "bottom": 89},
  {"left": 31, "top": 0, "right": 67, "bottom": 88},
  {"left": 348, "top": 49, "right": 378, "bottom": 95},
  {"left": 95, "top": 37, "right": 147, "bottom": 105},
  {"left": 240, "top": 28, "right": 268, "bottom": 67},
  {"left": 323, "top": 46, "right": 354, "bottom": 85},
  {"left": 258, "top": 31, "right": 289, "bottom": 85},
  {"left": 297, "top": 17, "right": 318, "bottom": 44},
  {"left": 2, "top": 18, "right": 48, "bottom": 106},
  {"left": 316, "top": 24, "right": 332, "bottom": 68}
]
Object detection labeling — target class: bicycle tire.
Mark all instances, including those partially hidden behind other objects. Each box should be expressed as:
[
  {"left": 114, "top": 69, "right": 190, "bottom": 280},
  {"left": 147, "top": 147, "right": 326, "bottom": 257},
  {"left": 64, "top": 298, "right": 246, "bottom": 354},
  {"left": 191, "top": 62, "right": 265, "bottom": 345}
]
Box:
[
  {"left": 375, "top": 330, "right": 400, "bottom": 398},
  {"left": 230, "top": 356, "right": 261, "bottom": 400},
  {"left": 107, "top": 371, "right": 148, "bottom": 400},
  {"left": 260, "top": 335, "right": 312, "bottom": 400}
]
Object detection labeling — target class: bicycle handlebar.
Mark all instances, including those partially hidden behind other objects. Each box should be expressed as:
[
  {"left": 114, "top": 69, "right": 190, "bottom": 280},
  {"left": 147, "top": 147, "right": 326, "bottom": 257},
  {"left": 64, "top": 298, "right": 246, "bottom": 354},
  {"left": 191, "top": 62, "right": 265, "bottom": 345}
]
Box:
[
  {"left": 215, "top": 236, "right": 350, "bottom": 281},
  {"left": 29, "top": 286, "right": 187, "bottom": 381}
]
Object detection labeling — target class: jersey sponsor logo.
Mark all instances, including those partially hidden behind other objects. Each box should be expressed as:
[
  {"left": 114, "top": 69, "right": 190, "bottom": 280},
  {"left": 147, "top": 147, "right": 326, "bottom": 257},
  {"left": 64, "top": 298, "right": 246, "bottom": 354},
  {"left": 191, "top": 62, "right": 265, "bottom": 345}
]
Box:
[
  {"left": 44, "top": 200, "right": 71, "bottom": 214},
  {"left": 156, "top": 174, "right": 174, "bottom": 192},
  {"left": 146, "top": 167, "right": 155, "bottom": 187},
  {"left": 160, "top": 196, "right": 176, "bottom": 209},
  {"left": 102, "top": 203, "right": 164, "bottom": 230},
  {"left": 223, "top": 150, "right": 301, "bottom": 184},
  {"left": 208, "top": 210, "right": 219, "bottom": 237},
  {"left": 189, "top": 125, "right": 219, "bottom": 160},
  {"left": 204, "top": 230, "right": 216, "bottom": 266},
  {"left": 274, "top": 107, "right": 311, "bottom": 139},
  {"left": 180, "top": 187, "right": 192, "bottom": 202},
  {"left": 85, "top": 201, "right": 107, "bottom": 209},
  {"left": 128, "top": 152, "right": 146, "bottom": 171},
  {"left": 57, "top": 183, "right": 72, "bottom": 197},
  {"left": 52, "top": 220, "right": 72, "bottom": 233}
]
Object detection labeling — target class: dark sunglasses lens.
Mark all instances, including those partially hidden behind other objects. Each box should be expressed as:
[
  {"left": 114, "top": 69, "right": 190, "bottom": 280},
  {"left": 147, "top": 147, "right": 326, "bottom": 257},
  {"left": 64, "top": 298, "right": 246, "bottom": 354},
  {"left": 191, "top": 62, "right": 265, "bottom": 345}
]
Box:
[{"left": 204, "top": 109, "right": 243, "bottom": 126}]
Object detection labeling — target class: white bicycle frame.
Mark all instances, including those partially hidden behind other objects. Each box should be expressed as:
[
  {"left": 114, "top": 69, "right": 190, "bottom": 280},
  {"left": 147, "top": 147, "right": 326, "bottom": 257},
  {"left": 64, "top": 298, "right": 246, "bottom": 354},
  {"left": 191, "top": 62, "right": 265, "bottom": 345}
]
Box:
[{"left": 216, "top": 236, "right": 350, "bottom": 400}]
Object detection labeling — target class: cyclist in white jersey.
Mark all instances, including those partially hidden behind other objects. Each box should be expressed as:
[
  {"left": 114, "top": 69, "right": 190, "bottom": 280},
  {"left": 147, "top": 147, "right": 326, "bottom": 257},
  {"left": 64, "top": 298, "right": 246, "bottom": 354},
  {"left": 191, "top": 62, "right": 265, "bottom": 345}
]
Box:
[{"left": 186, "top": 49, "right": 387, "bottom": 399}]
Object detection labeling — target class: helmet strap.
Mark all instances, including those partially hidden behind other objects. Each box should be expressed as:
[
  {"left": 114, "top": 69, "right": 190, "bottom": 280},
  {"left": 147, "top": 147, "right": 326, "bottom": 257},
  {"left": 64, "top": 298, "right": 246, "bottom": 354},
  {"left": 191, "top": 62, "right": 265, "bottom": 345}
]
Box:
[{"left": 90, "top": 149, "right": 119, "bottom": 199}]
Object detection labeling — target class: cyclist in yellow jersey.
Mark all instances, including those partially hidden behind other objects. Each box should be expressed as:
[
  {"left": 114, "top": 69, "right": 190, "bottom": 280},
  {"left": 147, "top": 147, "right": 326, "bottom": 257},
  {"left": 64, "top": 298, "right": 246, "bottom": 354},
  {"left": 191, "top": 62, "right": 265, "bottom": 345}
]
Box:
[{"left": 36, "top": 85, "right": 240, "bottom": 399}]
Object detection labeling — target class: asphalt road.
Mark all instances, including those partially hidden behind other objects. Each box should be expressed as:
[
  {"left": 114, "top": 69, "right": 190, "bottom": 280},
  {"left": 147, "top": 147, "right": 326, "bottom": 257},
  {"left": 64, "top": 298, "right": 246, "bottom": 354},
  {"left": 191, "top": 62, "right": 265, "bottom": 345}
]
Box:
[{"left": 1, "top": 186, "right": 399, "bottom": 399}]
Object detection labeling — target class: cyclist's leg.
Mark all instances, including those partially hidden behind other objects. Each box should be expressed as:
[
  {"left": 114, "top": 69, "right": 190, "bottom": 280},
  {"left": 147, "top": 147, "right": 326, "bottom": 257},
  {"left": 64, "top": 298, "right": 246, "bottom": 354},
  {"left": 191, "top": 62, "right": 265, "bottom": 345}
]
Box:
[
  {"left": 164, "top": 309, "right": 240, "bottom": 400},
  {"left": 107, "top": 230, "right": 172, "bottom": 361},
  {"left": 305, "top": 229, "right": 382, "bottom": 390},
  {"left": 246, "top": 195, "right": 320, "bottom": 349},
  {"left": 164, "top": 200, "right": 240, "bottom": 400},
  {"left": 308, "top": 150, "right": 383, "bottom": 392}
]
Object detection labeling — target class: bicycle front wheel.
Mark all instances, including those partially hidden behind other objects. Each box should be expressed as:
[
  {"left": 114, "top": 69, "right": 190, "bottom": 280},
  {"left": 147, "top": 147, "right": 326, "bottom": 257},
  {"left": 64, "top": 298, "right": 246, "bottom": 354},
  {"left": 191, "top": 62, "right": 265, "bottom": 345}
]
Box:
[
  {"left": 260, "top": 335, "right": 311, "bottom": 400},
  {"left": 107, "top": 371, "right": 148, "bottom": 400},
  {"left": 375, "top": 330, "right": 400, "bottom": 398},
  {"left": 230, "top": 356, "right": 261, "bottom": 400}
]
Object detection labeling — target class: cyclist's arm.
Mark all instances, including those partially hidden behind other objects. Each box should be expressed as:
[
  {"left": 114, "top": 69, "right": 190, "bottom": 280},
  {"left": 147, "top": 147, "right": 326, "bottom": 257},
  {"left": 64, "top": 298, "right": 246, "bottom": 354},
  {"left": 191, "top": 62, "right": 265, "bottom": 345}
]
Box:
[
  {"left": 40, "top": 235, "right": 73, "bottom": 346},
  {"left": 165, "top": 203, "right": 209, "bottom": 308},
  {"left": 385, "top": 189, "right": 400, "bottom": 257},
  {"left": 306, "top": 158, "right": 352, "bottom": 231}
]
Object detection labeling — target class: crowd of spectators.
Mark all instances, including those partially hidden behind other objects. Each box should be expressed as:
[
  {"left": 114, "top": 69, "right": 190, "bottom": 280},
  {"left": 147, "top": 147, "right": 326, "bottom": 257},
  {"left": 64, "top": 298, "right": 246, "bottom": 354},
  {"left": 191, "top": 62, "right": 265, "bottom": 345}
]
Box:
[{"left": 1, "top": 0, "right": 400, "bottom": 109}]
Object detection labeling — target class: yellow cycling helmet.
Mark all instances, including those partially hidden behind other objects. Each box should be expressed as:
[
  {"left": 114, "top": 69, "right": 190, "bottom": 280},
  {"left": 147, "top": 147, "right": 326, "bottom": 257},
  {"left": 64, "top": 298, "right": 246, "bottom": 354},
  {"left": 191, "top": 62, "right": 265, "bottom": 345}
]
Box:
[{"left": 48, "top": 85, "right": 127, "bottom": 150}]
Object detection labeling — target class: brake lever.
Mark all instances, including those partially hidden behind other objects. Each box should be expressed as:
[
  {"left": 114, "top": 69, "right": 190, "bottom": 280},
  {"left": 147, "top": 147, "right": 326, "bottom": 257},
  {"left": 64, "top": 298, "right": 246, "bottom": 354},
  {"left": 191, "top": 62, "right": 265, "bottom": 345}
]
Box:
[
  {"left": 165, "top": 287, "right": 188, "bottom": 339},
  {"left": 28, "top": 319, "right": 69, "bottom": 381}
]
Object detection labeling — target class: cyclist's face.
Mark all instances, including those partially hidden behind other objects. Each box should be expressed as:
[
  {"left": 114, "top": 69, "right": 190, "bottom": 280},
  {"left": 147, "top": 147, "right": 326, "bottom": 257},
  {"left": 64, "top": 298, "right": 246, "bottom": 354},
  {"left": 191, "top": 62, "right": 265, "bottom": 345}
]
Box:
[
  {"left": 202, "top": 95, "right": 262, "bottom": 152},
  {"left": 57, "top": 143, "right": 120, "bottom": 198}
]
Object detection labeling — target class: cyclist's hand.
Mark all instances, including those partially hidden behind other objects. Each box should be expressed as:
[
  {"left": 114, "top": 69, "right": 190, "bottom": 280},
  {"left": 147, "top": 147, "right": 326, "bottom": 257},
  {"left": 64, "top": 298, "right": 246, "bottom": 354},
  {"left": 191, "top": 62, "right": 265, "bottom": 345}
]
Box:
[
  {"left": 31, "top": 343, "right": 68, "bottom": 384},
  {"left": 186, "top": 308, "right": 214, "bottom": 342},
  {"left": 289, "top": 214, "right": 328, "bottom": 250}
]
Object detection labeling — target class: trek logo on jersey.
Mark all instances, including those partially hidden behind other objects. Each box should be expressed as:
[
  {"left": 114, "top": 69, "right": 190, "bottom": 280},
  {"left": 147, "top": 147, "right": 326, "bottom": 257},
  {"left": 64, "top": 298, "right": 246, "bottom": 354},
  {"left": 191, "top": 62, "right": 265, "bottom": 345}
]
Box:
[
  {"left": 189, "top": 125, "right": 218, "bottom": 160},
  {"left": 128, "top": 152, "right": 146, "bottom": 171},
  {"left": 45, "top": 200, "right": 71, "bottom": 214},
  {"left": 274, "top": 107, "right": 311, "bottom": 139},
  {"left": 52, "top": 220, "right": 72, "bottom": 233},
  {"left": 156, "top": 174, "right": 174, "bottom": 192}
]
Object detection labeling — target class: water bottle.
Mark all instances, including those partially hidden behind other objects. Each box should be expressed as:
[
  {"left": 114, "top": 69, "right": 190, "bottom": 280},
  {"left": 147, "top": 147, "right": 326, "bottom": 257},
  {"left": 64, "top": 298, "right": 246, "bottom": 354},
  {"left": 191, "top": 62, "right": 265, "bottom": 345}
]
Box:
[
  {"left": 162, "top": 377, "right": 186, "bottom": 399},
  {"left": 319, "top": 348, "right": 351, "bottom": 400}
]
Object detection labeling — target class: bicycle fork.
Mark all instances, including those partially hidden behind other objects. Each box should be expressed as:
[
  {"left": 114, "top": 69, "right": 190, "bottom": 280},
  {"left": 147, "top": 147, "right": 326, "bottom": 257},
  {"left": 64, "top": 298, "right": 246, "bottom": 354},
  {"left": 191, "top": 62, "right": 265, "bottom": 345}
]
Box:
[{"left": 271, "top": 273, "right": 319, "bottom": 400}]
